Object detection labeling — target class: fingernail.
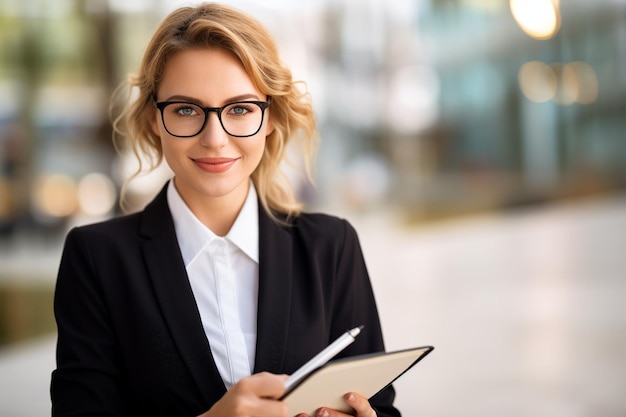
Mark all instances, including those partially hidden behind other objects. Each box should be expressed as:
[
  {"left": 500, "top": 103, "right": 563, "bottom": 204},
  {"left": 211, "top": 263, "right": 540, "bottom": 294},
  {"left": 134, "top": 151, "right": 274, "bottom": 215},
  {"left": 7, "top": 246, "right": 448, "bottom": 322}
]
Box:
[
  {"left": 318, "top": 409, "right": 329, "bottom": 417},
  {"left": 346, "top": 393, "right": 356, "bottom": 402}
]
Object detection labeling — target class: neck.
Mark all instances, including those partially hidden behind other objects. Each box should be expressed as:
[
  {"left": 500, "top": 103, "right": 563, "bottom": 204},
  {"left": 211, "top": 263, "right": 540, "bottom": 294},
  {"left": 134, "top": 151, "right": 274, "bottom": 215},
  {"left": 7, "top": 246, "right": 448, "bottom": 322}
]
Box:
[{"left": 173, "top": 179, "right": 249, "bottom": 237}]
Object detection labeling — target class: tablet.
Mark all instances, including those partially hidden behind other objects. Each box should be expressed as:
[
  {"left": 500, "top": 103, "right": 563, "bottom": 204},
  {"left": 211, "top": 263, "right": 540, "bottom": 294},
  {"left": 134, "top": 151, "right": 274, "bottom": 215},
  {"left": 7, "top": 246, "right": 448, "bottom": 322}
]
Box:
[{"left": 281, "top": 346, "right": 434, "bottom": 416}]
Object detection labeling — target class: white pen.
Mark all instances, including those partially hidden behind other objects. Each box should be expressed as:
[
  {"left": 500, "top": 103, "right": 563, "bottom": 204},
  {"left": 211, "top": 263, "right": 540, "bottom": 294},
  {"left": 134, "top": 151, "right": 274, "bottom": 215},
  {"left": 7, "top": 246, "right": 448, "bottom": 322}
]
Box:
[{"left": 284, "top": 325, "right": 364, "bottom": 393}]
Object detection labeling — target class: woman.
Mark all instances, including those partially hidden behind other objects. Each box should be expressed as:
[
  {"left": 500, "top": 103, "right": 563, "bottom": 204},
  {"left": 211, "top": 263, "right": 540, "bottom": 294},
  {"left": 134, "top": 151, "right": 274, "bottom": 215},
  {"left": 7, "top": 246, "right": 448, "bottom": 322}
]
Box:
[{"left": 51, "top": 3, "right": 399, "bottom": 417}]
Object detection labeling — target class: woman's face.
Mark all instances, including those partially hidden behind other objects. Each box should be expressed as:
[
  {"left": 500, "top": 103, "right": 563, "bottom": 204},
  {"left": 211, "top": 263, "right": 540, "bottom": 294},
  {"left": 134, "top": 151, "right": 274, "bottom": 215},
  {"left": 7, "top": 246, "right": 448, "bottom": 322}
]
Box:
[{"left": 151, "top": 48, "right": 271, "bottom": 209}]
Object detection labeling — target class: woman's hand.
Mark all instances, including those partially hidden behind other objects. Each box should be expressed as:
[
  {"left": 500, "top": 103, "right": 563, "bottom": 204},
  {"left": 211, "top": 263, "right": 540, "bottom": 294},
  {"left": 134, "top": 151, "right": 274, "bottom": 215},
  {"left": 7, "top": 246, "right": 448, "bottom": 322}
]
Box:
[
  {"left": 197, "top": 372, "right": 288, "bottom": 417},
  {"left": 295, "top": 392, "right": 377, "bottom": 417}
]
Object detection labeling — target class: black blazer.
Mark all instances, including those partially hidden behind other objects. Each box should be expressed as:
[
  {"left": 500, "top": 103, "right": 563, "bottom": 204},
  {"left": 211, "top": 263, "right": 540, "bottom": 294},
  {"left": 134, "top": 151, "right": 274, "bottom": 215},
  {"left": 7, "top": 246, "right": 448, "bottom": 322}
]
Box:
[{"left": 51, "top": 183, "right": 400, "bottom": 417}]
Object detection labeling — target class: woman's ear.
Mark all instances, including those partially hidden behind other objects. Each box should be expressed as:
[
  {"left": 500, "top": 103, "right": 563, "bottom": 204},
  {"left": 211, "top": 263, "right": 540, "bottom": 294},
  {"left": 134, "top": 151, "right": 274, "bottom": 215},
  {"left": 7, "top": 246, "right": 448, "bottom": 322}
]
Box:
[
  {"left": 265, "top": 97, "right": 275, "bottom": 136},
  {"left": 265, "top": 117, "right": 275, "bottom": 136},
  {"left": 149, "top": 106, "right": 161, "bottom": 137}
]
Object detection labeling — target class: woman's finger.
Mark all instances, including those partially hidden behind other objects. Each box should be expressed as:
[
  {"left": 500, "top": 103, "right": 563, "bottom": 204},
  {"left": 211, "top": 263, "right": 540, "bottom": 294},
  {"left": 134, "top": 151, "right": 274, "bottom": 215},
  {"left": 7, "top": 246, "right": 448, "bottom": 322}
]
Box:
[
  {"left": 235, "top": 372, "right": 288, "bottom": 399},
  {"left": 343, "top": 392, "right": 377, "bottom": 417}
]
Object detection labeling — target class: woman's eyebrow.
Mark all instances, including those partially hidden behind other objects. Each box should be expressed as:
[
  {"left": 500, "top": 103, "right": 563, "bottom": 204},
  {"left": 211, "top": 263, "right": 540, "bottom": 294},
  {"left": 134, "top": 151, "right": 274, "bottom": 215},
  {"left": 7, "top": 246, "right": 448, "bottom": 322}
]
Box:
[{"left": 162, "top": 93, "right": 262, "bottom": 104}]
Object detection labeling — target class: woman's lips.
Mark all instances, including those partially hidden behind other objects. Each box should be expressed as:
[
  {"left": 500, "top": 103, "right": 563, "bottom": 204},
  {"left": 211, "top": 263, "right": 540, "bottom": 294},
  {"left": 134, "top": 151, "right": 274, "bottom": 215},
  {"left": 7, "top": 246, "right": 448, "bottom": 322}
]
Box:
[{"left": 193, "top": 157, "right": 239, "bottom": 173}]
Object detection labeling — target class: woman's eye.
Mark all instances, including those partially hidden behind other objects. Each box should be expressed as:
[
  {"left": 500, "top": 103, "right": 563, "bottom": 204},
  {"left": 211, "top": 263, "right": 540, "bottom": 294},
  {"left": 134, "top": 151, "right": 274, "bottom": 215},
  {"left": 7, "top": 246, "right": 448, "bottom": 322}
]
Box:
[
  {"left": 227, "top": 105, "right": 252, "bottom": 116},
  {"left": 174, "top": 106, "right": 198, "bottom": 117},
  {"left": 178, "top": 107, "right": 195, "bottom": 116}
]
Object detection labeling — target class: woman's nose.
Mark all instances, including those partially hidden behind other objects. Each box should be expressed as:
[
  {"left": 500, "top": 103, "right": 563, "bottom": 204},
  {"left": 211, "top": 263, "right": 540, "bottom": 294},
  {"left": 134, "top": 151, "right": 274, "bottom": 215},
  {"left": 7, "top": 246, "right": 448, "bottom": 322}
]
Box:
[{"left": 198, "top": 112, "right": 228, "bottom": 148}]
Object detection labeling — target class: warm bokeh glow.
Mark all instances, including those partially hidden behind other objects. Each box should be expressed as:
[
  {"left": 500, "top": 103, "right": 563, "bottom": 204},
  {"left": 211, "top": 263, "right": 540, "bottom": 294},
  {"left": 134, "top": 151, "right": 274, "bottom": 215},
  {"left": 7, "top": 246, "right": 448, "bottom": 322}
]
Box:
[
  {"left": 32, "top": 174, "right": 78, "bottom": 218},
  {"left": 518, "top": 61, "right": 557, "bottom": 103},
  {"left": 510, "top": 0, "right": 561, "bottom": 40},
  {"left": 519, "top": 60, "right": 600, "bottom": 105},
  {"left": 77, "top": 173, "right": 117, "bottom": 216}
]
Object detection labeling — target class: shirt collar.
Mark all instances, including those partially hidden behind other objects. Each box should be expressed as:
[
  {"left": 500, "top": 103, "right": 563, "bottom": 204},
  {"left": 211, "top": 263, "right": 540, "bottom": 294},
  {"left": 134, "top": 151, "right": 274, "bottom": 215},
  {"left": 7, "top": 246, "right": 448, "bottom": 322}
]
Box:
[{"left": 167, "top": 180, "right": 259, "bottom": 267}]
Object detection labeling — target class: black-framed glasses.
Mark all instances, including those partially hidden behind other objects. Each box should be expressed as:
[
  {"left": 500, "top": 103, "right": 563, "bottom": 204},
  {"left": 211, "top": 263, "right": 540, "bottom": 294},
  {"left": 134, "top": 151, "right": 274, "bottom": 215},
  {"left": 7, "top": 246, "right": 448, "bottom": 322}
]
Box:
[{"left": 154, "top": 100, "right": 270, "bottom": 138}]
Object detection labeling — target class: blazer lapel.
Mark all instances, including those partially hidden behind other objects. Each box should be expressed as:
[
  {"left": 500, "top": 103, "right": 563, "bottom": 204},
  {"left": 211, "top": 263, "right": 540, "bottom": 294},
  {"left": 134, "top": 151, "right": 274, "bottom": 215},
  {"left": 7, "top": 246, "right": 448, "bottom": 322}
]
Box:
[
  {"left": 139, "top": 185, "right": 227, "bottom": 405},
  {"left": 254, "top": 208, "right": 293, "bottom": 374}
]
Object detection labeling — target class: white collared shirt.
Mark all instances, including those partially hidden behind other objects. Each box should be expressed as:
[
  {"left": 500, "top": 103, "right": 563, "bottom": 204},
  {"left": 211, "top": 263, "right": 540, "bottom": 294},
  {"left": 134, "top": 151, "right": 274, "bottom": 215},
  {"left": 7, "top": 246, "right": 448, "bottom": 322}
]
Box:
[{"left": 167, "top": 180, "right": 259, "bottom": 390}]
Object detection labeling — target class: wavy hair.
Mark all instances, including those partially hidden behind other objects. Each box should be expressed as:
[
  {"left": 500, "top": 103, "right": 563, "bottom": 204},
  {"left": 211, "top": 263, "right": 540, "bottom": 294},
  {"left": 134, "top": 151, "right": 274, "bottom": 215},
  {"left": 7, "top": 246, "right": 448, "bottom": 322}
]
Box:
[{"left": 112, "top": 2, "right": 318, "bottom": 220}]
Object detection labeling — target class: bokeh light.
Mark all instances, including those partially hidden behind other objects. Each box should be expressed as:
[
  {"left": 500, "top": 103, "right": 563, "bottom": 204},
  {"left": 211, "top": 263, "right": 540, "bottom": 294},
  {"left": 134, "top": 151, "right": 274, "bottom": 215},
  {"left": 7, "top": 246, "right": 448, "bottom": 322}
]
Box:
[
  {"left": 77, "top": 173, "right": 117, "bottom": 216},
  {"left": 518, "top": 61, "right": 557, "bottom": 103},
  {"left": 31, "top": 174, "right": 78, "bottom": 219},
  {"left": 519, "top": 60, "right": 599, "bottom": 105},
  {"left": 510, "top": 0, "right": 561, "bottom": 40}
]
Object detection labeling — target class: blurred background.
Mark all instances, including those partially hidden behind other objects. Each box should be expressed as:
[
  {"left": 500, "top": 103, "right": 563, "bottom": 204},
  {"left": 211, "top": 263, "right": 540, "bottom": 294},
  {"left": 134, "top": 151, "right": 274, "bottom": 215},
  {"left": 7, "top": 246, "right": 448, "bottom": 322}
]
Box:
[{"left": 0, "top": 0, "right": 625, "bottom": 415}]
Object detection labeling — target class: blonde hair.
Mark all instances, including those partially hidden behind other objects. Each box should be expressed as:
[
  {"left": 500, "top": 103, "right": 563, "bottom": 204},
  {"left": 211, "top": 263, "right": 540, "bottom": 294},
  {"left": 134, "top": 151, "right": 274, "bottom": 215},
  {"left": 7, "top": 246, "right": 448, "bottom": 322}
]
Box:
[{"left": 112, "top": 3, "right": 318, "bottom": 220}]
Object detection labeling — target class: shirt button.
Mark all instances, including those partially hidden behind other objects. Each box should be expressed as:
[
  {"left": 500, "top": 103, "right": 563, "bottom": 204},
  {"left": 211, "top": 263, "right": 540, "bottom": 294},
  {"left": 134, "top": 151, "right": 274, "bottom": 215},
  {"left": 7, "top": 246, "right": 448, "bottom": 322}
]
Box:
[{"left": 208, "top": 238, "right": 227, "bottom": 253}]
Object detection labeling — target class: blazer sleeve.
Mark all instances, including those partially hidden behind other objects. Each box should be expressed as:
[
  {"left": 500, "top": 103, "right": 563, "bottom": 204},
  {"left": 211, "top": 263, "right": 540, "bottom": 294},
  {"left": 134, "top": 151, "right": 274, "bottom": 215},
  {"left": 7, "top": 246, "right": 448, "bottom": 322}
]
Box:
[
  {"left": 331, "top": 219, "right": 401, "bottom": 417},
  {"left": 51, "top": 227, "right": 127, "bottom": 416}
]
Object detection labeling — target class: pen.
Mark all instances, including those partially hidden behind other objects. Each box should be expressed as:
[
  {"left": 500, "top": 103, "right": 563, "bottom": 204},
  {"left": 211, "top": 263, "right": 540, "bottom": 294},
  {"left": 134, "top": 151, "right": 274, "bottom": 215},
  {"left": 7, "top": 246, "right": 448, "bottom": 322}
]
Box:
[{"left": 284, "top": 325, "right": 364, "bottom": 392}]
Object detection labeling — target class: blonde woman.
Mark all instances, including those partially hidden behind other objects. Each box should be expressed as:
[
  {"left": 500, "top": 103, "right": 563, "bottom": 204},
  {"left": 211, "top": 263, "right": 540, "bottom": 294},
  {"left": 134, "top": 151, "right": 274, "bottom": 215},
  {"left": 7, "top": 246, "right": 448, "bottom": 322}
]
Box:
[{"left": 51, "top": 3, "right": 398, "bottom": 417}]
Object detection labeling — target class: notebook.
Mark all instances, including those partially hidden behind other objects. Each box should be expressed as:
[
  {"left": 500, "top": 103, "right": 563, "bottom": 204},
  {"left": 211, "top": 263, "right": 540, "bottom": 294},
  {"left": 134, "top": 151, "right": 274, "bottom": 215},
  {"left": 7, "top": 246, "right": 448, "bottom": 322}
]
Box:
[{"left": 281, "top": 346, "right": 434, "bottom": 416}]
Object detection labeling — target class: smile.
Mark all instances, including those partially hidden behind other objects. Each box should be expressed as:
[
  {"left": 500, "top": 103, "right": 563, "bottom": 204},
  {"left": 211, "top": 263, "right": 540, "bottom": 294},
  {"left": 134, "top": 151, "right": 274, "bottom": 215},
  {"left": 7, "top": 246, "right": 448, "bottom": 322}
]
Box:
[{"left": 193, "top": 157, "right": 239, "bottom": 173}]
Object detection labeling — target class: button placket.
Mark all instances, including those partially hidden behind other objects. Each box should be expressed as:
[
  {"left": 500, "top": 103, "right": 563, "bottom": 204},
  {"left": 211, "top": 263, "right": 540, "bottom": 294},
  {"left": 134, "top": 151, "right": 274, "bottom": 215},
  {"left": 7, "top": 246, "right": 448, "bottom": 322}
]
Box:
[{"left": 208, "top": 237, "right": 250, "bottom": 388}]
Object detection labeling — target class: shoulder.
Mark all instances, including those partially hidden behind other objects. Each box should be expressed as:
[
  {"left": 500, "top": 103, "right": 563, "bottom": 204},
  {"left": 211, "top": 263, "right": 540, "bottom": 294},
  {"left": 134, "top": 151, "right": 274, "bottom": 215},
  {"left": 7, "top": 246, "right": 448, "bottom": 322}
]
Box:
[
  {"left": 287, "top": 211, "right": 361, "bottom": 248},
  {"left": 63, "top": 211, "right": 145, "bottom": 250},
  {"left": 291, "top": 211, "right": 347, "bottom": 229},
  {"left": 72, "top": 211, "right": 143, "bottom": 236},
  {"left": 293, "top": 211, "right": 350, "bottom": 231}
]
